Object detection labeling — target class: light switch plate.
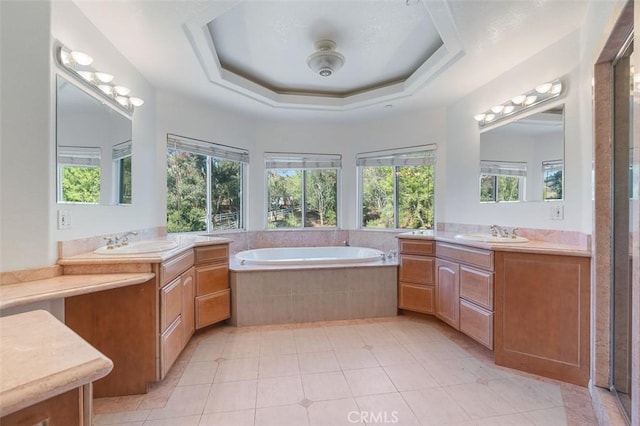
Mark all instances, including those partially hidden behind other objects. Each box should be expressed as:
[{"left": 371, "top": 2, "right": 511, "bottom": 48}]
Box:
[
  {"left": 57, "top": 209, "right": 72, "bottom": 229},
  {"left": 550, "top": 205, "right": 564, "bottom": 220}
]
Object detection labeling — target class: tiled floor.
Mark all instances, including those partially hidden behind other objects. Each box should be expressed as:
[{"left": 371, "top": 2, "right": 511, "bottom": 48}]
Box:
[{"left": 94, "top": 316, "right": 598, "bottom": 425}]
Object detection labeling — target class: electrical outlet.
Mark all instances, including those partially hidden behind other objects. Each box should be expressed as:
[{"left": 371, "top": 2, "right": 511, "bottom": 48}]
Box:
[
  {"left": 57, "top": 210, "right": 72, "bottom": 229},
  {"left": 550, "top": 205, "right": 564, "bottom": 220}
]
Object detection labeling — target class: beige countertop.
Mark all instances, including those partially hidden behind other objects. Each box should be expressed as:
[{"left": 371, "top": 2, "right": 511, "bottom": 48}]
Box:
[
  {"left": 57, "top": 235, "right": 232, "bottom": 265},
  {"left": 0, "top": 310, "right": 113, "bottom": 416},
  {"left": 0, "top": 273, "right": 155, "bottom": 311},
  {"left": 396, "top": 230, "right": 591, "bottom": 257}
]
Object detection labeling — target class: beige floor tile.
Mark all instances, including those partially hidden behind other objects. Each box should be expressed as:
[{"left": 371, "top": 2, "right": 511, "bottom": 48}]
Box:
[
  {"left": 487, "top": 376, "right": 563, "bottom": 412},
  {"left": 402, "top": 388, "right": 471, "bottom": 426},
  {"left": 298, "top": 351, "right": 341, "bottom": 374},
  {"left": 258, "top": 353, "right": 300, "bottom": 378},
  {"left": 419, "top": 357, "right": 479, "bottom": 386},
  {"left": 143, "top": 416, "right": 201, "bottom": 426},
  {"left": 370, "top": 344, "right": 415, "bottom": 366},
  {"left": 295, "top": 335, "right": 333, "bottom": 353},
  {"left": 383, "top": 362, "right": 439, "bottom": 391},
  {"left": 343, "top": 367, "right": 396, "bottom": 396},
  {"left": 177, "top": 361, "right": 218, "bottom": 386},
  {"left": 307, "top": 397, "right": 360, "bottom": 426},
  {"left": 94, "top": 395, "right": 145, "bottom": 414},
  {"left": 357, "top": 330, "right": 399, "bottom": 346},
  {"left": 199, "top": 409, "right": 255, "bottom": 426},
  {"left": 189, "top": 342, "right": 225, "bottom": 363},
  {"left": 477, "top": 413, "right": 534, "bottom": 425},
  {"left": 523, "top": 406, "right": 569, "bottom": 426},
  {"left": 444, "top": 382, "right": 517, "bottom": 420},
  {"left": 256, "top": 404, "right": 309, "bottom": 426},
  {"left": 404, "top": 339, "right": 470, "bottom": 360},
  {"left": 302, "top": 371, "right": 352, "bottom": 401},
  {"left": 257, "top": 375, "right": 305, "bottom": 408},
  {"left": 324, "top": 326, "right": 365, "bottom": 349},
  {"left": 222, "top": 339, "right": 261, "bottom": 359},
  {"left": 355, "top": 393, "right": 420, "bottom": 426},
  {"left": 293, "top": 327, "right": 327, "bottom": 339},
  {"left": 203, "top": 379, "right": 257, "bottom": 413},
  {"left": 146, "top": 384, "right": 211, "bottom": 420},
  {"left": 214, "top": 357, "right": 259, "bottom": 382},
  {"left": 334, "top": 347, "right": 379, "bottom": 370},
  {"left": 94, "top": 410, "right": 150, "bottom": 425},
  {"left": 260, "top": 336, "right": 296, "bottom": 356}
]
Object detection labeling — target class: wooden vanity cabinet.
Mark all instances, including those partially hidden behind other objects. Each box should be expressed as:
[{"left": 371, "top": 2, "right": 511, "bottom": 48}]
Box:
[
  {"left": 194, "top": 244, "right": 230, "bottom": 329},
  {"left": 0, "top": 388, "right": 82, "bottom": 426},
  {"left": 436, "top": 242, "right": 495, "bottom": 349},
  {"left": 494, "top": 251, "right": 591, "bottom": 386},
  {"left": 397, "top": 239, "right": 435, "bottom": 314}
]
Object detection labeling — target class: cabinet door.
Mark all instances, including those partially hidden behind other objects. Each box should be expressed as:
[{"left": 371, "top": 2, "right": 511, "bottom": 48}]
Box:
[
  {"left": 161, "top": 316, "right": 184, "bottom": 378},
  {"left": 460, "top": 265, "right": 494, "bottom": 310},
  {"left": 182, "top": 268, "right": 195, "bottom": 345},
  {"left": 160, "top": 277, "right": 182, "bottom": 333},
  {"left": 196, "top": 289, "right": 231, "bottom": 329},
  {"left": 398, "top": 282, "right": 434, "bottom": 314},
  {"left": 459, "top": 299, "right": 493, "bottom": 349},
  {"left": 195, "top": 263, "right": 229, "bottom": 296},
  {"left": 398, "top": 255, "right": 435, "bottom": 285},
  {"left": 435, "top": 258, "right": 460, "bottom": 329}
]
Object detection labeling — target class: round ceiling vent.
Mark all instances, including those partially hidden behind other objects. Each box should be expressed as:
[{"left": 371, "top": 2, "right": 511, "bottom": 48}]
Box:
[{"left": 306, "top": 40, "right": 345, "bottom": 77}]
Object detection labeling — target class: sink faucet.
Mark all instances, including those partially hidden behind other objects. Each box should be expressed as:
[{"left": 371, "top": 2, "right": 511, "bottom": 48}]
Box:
[
  {"left": 118, "top": 231, "right": 138, "bottom": 246},
  {"left": 490, "top": 224, "right": 508, "bottom": 238}
]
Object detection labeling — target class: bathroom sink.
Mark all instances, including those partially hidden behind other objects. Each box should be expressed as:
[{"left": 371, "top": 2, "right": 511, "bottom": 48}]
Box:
[
  {"left": 454, "top": 233, "right": 529, "bottom": 243},
  {"left": 94, "top": 240, "right": 179, "bottom": 255}
]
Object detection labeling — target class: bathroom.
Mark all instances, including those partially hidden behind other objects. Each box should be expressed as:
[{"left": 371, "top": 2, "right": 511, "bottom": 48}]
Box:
[{"left": 0, "top": 0, "right": 638, "bottom": 425}]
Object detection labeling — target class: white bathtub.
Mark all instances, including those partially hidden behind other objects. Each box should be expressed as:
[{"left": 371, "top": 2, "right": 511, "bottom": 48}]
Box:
[{"left": 235, "top": 246, "right": 384, "bottom": 265}]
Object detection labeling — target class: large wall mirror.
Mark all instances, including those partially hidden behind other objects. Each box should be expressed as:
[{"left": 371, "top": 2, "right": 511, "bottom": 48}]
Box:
[
  {"left": 479, "top": 105, "right": 564, "bottom": 203},
  {"left": 56, "top": 75, "right": 132, "bottom": 205}
]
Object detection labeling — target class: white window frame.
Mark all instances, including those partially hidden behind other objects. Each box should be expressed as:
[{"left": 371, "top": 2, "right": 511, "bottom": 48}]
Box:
[
  {"left": 167, "top": 134, "right": 249, "bottom": 233},
  {"left": 57, "top": 145, "right": 102, "bottom": 204},
  {"left": 541, "top": 159, "right": 564, "bottom": 201},
  {"left": 356, "top": 145, "right": 437, "bottom": 230},
  {"left": 479, "top": 160, "right": 527, "bottom": 203},
  {"left": 264, "top": 152, "right": 342, "bottom": 230}
]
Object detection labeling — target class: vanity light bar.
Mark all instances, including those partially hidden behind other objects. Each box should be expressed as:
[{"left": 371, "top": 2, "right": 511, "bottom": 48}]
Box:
[
  {"left": 474, "top": 79, "right": 564, "bottom": 128},
  {"left": 56, "top": 44, "right": 144, "bottom": 114}
]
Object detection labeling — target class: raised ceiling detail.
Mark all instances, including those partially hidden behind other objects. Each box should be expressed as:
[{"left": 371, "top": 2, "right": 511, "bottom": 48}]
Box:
[{"left": 185, "top": 1, "right": 464, "bottom": 111}]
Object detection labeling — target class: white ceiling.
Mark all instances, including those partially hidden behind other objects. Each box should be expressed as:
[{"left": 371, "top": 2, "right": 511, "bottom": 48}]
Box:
[{"left": 72, "top": 0, "right": 590, "bottom": 122}]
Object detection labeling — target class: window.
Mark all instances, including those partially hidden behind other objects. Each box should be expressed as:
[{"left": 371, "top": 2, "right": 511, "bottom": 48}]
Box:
[
  {"left": 57, "top": 146, "right": 102, "bottom": 203},
  {"left": 480, "top": 160, "right": 526, "bottom": 202},
  {"left": 112, "top": 140, "right": 132, "bottom": 204},
  {"left": 542, "top": 159, "right": 563, "bottom": 200},
  {"left": 265, "top": 153, "right": 340, "bottom": 228},
  {"left": 357, "top": 146, "right": 436, "bottom": 229},
  {"left": 167, "top": 134, "right": 248, "bottom": 233}
]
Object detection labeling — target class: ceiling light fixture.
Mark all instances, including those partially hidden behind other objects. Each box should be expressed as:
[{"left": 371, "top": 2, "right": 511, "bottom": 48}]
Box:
[
  {"left": 307, "top": 40, "right": 345, "bottom": 78},
  {"left": 474, "top": 79, "right": 564, "bottom": 128},
  {"left": 55, "top": 44, "right": 144, "bottom": 115}
]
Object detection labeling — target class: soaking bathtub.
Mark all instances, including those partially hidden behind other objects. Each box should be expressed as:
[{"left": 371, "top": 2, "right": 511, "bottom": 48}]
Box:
[
  {"left": 229, "top": 246, "right": 397, "bottom": 326},
  {"left": 235, "top": 246, "right": 384, "bottom": 265}
]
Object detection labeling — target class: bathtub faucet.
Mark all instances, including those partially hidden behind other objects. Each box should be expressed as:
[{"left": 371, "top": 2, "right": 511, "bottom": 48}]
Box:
[
  {"left": 343, "top": 240, "right": 350, "bottom": 246},
  {"left": 387, "top": 250, "right": 397, "bottom": 259}
]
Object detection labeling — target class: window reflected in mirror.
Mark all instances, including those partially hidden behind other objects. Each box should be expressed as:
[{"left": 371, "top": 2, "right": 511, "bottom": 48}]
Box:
[
  {"left": 479, "top": 106, "right": 564, "bottom": 202},
  {"left": 56, "top": 76, "right": 133, "bottom": 205}
]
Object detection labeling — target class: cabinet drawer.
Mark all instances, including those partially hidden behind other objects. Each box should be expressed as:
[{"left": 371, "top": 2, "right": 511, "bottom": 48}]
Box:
[
  {"left": 399, "top": 255, "right": 434, "bottom": 285},
  {"left": 160, "top": 316, "right": 184, "bottom": 378},
  {"left": 460, "top": 266, "right": 494, "bottom": 310},
  {"left": 161, "top": 250, "right": 195, "bottom": 286},
  {"left": 436, "top": 242, "right": 494, "bottom": 271},
  {"left": 195, "top": 245, "right": 229, "bottom": 265},
  {"left": 160, "top": 277, "right": 183, "bottom": 332},
  {"left": 196, "top": 263, "right": 229, "bottom": 296},
  {"left": 460, "top": 299, "right": 493, "bottom": 349},
  {"left": 398, "top": 282, "right": 434, "bottom": 314},
  {"left": 398, "top": 239, "right": 435, "bottom": 256},
  {"left": 196, "top": 289, "right": 231, "bottom": 329}
]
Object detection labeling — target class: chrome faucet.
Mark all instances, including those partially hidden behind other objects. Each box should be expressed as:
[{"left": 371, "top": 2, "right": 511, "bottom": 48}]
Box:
[
  {"left": 490, "top": 224, "right": 508, "bottom": 238},
  {"left": 118, "top": 231, "right": 138, "bottom": 246},
  {"left": 343, "top": 240, "right": 350, "bottom": 246}
]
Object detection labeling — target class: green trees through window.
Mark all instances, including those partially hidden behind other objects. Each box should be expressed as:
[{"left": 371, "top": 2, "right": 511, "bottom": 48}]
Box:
[{"left": 60, "top": 166, "right": 101, "bottom": 203}]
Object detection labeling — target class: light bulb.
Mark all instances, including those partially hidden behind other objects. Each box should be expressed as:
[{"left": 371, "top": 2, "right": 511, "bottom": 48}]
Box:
[
  {"left": 491, "top": 105, "right": 504, "bottom": 114},
  {"left": 114, "top": 86, "right": 131, "bottom": 96},
  {"left": 524, "top": 95, "right": 537, "bottom": 105},
  {"left": 129, "top": 97, "right": 144, "bottom": 107},
  {"left": 115, "top": 96, "right": 130, "bottom": 106},
  {"left": 70, "top": 50, "right": 93, "bottom": 66},
  {"left": 485, "top": 113, "right": 496, "bottom": 122},
  {"left": 535, "top": 82, "right": 553, "bottom": 94},
  {"left": 77, "top": 71, "right": 94, "bottom": 82},
  {"left": 95, "top": 72, "right": 114, "bottom": 83},
  {"left": 511, "top": 95, "right": 526, "bottom": 105},
  {"left": 473, "top": 113, "right": 486, "bottom": 122},
  {"left": 503, "top": 105, "right": 515, "bottom": 114},
  {"left": 551, "top": 83, "right": 562, "bottom": 94},
  {"left": 98, "top": 85, "right": 114, "bottom": 95},
  {"left": 59, "top": 50, "right": 72, "bottom": 65}
]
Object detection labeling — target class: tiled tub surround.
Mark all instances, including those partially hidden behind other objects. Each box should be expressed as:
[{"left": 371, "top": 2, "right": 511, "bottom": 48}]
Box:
[{"left": 230, "top": 262, "right": 398, "bottom": 327}]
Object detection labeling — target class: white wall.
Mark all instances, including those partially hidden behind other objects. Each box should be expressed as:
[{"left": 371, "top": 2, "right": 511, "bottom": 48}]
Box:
[{"left": 443, "top": 30, "right": 589, "bottom": 232}]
